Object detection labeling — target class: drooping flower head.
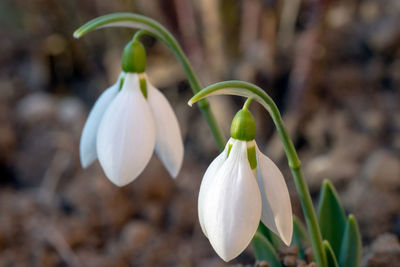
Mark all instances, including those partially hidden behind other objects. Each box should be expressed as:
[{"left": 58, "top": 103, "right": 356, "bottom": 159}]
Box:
[
  {"left": 198, "top": 101, "right": 293, "bottom": 261},
  {"left": 80, "top": 39, "right": 184, "bottom": 186}
]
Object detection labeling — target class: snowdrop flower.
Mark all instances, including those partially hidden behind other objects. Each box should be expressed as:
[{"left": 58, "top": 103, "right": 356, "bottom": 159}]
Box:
[
  {"left": 80, "top": 40, "right": 184, "bottom": 186},
  {"left": 198, "top": 106, "right": 293, "bottom": 261}
]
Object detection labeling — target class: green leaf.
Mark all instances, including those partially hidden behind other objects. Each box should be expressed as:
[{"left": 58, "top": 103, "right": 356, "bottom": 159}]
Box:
[
  {"left": 317, "top": 179, "right": 347, "bottom": 259},
  {"left": 252, "top": 232, "right": 282, "bottom": 267},
  {"left": 257, "top": 222, "right": 282, "bottom": 250},
  {"left": 292, "top": 216, "right": 310, "bottom": 260},
  {"left": 323, "top": 240, "right": 339, "bottom": 267},
  {"left": 339, "top": 215, "right": 362, "bottom": 267}
]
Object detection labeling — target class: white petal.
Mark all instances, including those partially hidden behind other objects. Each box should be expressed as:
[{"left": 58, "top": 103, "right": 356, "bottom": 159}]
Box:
[
  {"left": 96, "top": 73, "right": 156, "bottom": 186},
  {"left": 198, "top": 138, "right": 231, "bottom": 237},
  {"left": 202, "top": 139, "right": 261, "bottom": 261},
  {"left": 147, "top": 80, "right": 184, "bottom": 178},
  {"left": 79, "top": 78, "right": 120, "bottom": 168},
  {"left": 256, "top": 144, "right": 293, "bottom": 246}
]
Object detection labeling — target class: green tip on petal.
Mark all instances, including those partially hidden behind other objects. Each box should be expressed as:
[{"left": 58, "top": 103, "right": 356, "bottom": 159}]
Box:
[
  {"left": 139, "top": 75, "right": 148, "bottom": 98},
  {"left": 230, "top": 109, "right": 256, "bottom": 141},
  {"left": 122, "top": 40, "right": 146, "bottom": 73}
]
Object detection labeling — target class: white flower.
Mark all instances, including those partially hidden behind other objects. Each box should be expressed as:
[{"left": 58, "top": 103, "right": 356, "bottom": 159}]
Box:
[
  {"left": 198, "top": 137, "right": 293, "bottom": 261},
  {"left": 80, "top": 73, "right": 184, "bottom": 186}
]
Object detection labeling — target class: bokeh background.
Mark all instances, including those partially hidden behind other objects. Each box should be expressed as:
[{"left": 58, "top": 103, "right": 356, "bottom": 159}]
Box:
[{"left": 0, "top": 0, "right": 399, "bottom": 266}]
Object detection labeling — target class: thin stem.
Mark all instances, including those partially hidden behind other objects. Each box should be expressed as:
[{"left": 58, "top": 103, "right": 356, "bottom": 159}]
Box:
[
  {"left": 132, "top": 29, "right": 148, "bottom": 42},
  {"left": 189, "top": 81, "right": 328, "bottom": 267},
  {"left": 74, "top": 13, "right": 226, "bottom": 151},
  {"left": 243, "top": 97, "right": 253, "bottom": 111}
]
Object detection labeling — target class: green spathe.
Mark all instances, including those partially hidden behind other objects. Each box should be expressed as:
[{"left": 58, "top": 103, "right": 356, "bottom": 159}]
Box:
[
  {"left": 122, "top": 40, "right": 146, "bottom": 73},
  {"left": 230, "top": 109, "right": 256, "bottom": 141}
]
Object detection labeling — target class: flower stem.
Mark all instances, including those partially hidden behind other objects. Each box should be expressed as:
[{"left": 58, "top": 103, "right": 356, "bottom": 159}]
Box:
[
  {"left": 74, "top": 13, "right": 226, "bottom": 151},
  {"left": 243, "top": 98, "right": 253, "bottom": 111},
  {"left": 189, "top": 81, "right": 328, "bottom": 267}
]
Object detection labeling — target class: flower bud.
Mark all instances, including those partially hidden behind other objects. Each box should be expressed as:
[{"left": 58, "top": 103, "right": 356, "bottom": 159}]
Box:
[
  {"left": 122, "top": 40, "right": 146, "bottom": 73},
  {"left": 230, "top": 109, "right": 256, "bottom": 141}
]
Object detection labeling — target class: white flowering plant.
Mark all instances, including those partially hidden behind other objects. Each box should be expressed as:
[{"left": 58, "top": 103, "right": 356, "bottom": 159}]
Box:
[{"left": 74, "top": 13, "right": 362, "bottom": 267}]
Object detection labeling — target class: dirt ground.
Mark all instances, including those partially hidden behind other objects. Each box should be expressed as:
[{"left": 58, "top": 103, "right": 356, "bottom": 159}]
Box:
[{"left": 0, "top": 0, "right": 399, "bottom": 266}]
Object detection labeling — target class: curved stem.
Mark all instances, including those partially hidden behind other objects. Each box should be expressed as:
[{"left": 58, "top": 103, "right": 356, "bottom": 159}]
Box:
[
  {"left": 74, "top": 13, "right": 226, "bottom": 151},
  {"left": 132, "top": 29, "right": 148, "bottom": 42},
  {"left": 243, "top": 98, "right": 253, "bottom": 111},
  {"left": 189, "top": 81, "right": 328, "bottom": 267}
]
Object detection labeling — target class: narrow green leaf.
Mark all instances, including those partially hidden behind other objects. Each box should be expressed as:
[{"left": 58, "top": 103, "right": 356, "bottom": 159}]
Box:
[
  {"left": 339, "top": 215, "right": 362, "bottom": 267},
  {"left": 317, "top": 179, "right": 347, "bottom": 259},
  {"left": 252, "top": 232, "right": 282, "bottom": 267},
  {"left": 292, "top": 216, "right": 310, "bottom": 260},
  {"left": 323, "top": 240, "right": 339, "bottom": 267},
  {"left": 257, "top": 222, "right": 282, "bottom": 250}
]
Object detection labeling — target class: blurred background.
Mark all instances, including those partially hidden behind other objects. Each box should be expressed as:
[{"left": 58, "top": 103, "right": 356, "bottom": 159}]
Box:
[{"left": 0, "top": 0, "right": 399, "bottom": 266}]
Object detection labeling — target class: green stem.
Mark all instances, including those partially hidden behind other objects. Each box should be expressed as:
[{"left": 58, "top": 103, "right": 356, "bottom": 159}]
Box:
[
  {"left": 132, "top": 29, "right": 147, "bottom": 42},
  {"left": 189, "top": 81, "right": 328, "bottom": 267},
  {"left": 243, "top": 97, "right": 253, "bottom": 111},
  {"left": 74, "top": 13, "right": 226, "bottom": 151}
]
